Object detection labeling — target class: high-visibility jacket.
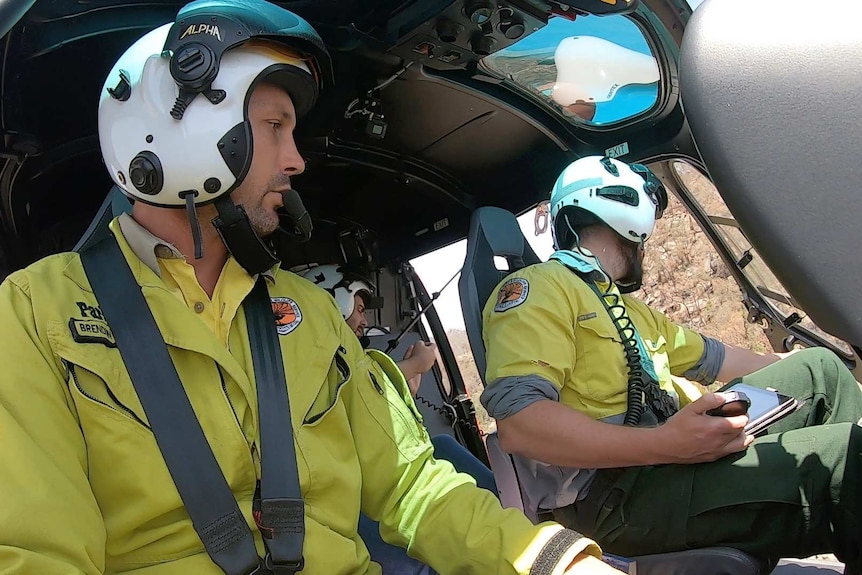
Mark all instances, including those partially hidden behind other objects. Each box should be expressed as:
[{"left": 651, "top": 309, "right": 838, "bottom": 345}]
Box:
[{"left": 0, "top": 224, "right": 598, "bottom": 574}]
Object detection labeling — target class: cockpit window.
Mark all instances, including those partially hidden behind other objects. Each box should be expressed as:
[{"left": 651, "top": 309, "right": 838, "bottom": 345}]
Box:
[
  {"left": 480, "top": 14, "right": 660, "bottom": 126},
  {"left": 671, "top": 160, "right": 854, "bottom": 357}
]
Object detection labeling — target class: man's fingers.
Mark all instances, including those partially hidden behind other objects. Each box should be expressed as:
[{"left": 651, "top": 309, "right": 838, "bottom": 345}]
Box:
[
  {"left": 688, "top": 392, "right": 728, "bottom": 415},
  {"left": 722, "top": 414, "right": 749, "bottom": 431},
  {"left": 722, "top": 431, "right": 753, "bottom": 454}
]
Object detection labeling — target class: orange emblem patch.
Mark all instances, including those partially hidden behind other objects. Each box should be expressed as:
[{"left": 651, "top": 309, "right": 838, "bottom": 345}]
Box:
[
  {"left": 271, "top": 297, "right": 302, "bottom": 335},
  {"left": 494, "top": 278, "right": 529, "bottom": 312}
]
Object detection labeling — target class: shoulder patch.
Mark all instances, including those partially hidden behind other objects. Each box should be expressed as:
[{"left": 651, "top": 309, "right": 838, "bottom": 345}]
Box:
[
  {"left": 271, "top": 297, "right": 302, "bottom": 335},
  {"left": 494, "top": 278, "right": 529, "bottom": 312}
]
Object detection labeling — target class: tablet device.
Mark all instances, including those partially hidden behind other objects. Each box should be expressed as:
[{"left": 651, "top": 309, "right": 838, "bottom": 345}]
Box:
[{"left": 720, "top": 383, "right": 799, "bottom": 435}]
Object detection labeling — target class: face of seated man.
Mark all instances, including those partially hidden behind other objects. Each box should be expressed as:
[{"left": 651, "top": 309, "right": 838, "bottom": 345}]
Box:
[{"left": 346, "top": 294, "right": 369, "bottom": 338}]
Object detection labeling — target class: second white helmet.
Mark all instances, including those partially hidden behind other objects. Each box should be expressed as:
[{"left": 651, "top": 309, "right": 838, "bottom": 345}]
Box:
[{"left": 301, "top": 264, "right": 382, "bottom": 319}]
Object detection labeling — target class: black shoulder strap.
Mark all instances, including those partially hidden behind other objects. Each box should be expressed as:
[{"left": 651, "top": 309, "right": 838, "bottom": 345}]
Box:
[
  {"left": 80, "top": 236, "right": 305, "bottom": 574},
  {"left": 246, "top": 278, "right": 305, "bottom": 573},
  {"left": 80, "top": 237, "right": 261, "bottom": 574}
]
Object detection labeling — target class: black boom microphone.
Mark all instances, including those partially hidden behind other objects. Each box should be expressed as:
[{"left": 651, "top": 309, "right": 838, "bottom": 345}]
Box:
[{"left": 278, "top": 189, "right": 313, "bottom": 242}]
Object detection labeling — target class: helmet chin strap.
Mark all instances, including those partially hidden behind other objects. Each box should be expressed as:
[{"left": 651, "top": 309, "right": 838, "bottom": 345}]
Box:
[
  {"left": 181, "top": 191, "right": 205, "bottom": 260},
  {"left": 211, "top": 195, "right": 280, "bottom": 276},
  {"left": 616, "top": 276, "right": 642, "bottom": 294},
  {"left": 210, "top": 189, "right": 315, "bottom": 277}
]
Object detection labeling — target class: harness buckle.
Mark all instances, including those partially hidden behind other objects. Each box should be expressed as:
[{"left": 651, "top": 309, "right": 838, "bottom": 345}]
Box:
[
  {"left": 248, "top": 553, "right": 305, "bottom": 575},
  {"left": 265, "top": 552, "right": 305, "bottom": 574}
]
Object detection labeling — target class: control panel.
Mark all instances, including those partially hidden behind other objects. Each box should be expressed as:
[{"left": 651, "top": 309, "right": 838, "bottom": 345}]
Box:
[{"left": 386, "top": 0, "right": 549, "bottom": 71}]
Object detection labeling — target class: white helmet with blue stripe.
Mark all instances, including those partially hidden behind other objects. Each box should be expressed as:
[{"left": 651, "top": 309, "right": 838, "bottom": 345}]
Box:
[{"left": 550, "top": 155, "right": 667, "bottom": 250}]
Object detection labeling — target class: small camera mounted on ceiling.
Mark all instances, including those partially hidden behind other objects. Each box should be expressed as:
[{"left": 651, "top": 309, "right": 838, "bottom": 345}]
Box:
[
  {"left": 338, "top": 225, "right": 378, "bottom": 273},
  {"left": 345, "top": 91, "right": 388, "bottom": 140}
]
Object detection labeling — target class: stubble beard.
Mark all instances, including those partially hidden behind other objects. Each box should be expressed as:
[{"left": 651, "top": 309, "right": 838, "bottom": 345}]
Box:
[{"left": 617, "top": 241, "right": 644, "bottom": 288}]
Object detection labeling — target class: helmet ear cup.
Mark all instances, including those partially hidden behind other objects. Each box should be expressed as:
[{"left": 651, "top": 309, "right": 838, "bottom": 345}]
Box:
[
  {"left": 552, "top": 205, "right": 599, "bottom": 250},
  {"left": 128, "top": 151, "right": 164, "bottom": 196}
]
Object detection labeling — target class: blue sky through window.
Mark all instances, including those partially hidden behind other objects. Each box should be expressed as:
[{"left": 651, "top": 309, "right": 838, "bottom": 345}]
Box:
[{"left": 503, "top": 14, "right": 652, "bottom": 56}]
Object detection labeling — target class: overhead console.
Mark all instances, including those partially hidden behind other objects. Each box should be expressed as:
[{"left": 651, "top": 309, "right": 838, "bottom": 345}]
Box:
[
  {"left": 384, "top": 0, "right": 545, "bottom": 71},
  {"left": 382, "top": 0, "right": 639, "bottom": 71}
]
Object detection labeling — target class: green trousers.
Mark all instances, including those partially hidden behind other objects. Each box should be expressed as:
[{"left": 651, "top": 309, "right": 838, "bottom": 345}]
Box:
[{"left": 552, "top": 347, "right": 862, "bottom": 569}]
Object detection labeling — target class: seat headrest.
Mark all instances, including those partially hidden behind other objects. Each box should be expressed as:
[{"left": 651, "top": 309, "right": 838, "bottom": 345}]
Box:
[
  {"left": 74, "top": 186, "right": 133, "bottom": 252},
  {"left": 459, "top": 207, "right": 541, "bottom": 380}
]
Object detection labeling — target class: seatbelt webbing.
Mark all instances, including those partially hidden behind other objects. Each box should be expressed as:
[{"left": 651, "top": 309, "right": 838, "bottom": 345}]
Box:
[
  {"left": 246, "top": 279, "right": 305, "bottom": 571},
  {"left": 80, "top": 237, "right": 261, "bottom": 575}
]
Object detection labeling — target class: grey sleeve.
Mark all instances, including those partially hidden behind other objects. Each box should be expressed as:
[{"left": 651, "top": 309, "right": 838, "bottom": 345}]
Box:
[
  {"left": 683, "top": 335, "right": 726, "bottom": 385},
  {"left": 480, "top": 375, "right": 560, "bottom": 420}
]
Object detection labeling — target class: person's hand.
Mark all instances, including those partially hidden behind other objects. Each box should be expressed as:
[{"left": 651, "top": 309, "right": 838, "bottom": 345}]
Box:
[
  {"left": 402, "top": 341, "right": 437, "bottom": 375},
  {"left": 564, "top": 554, "right": 627, "bottom": 574},
  {"left": 406, "top": 373, "right": 423, "bottom": 397},
  {"left": 653, "top": 392, "right": 753, "bottom": 464},
  {"left": 399, "top": 342, "right": 437, "bottom": 396}
]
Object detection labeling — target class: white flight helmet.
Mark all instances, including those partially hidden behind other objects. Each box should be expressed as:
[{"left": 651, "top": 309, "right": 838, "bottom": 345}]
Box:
[
  {"left": 550, "top": 155, "right": 667, "bottom": 250},
  {"left": 97, "top": 0, "right": 332, "bottom": 274},
  {"left": 301, "top": 265, "right": 382, "bottom": 319},
  {"left": 98, "top": 0, "right": 330, "bottom": 208}
]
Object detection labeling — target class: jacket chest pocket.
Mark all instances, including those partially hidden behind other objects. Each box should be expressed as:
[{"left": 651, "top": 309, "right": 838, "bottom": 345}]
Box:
[
  {"left": 47, "top": 321, "right": 198, "bottom": 549},
  {"left": 575, "top": 317, "right": 630, "bottom": 404},
  {"left": 357, "top": 357, "right": 429, "bottom": 462},
  {"left": 49, "top": 320, "right": 149, "bottom": 431},
  {"left": 64, "top": 360, "right": 150, "bottom": 428},
  {"left": 303, "top": 345, "right": 351, "bottom": 425},
  {"left": 297, "top": 342, "right": 362, "bottom": 502}
]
